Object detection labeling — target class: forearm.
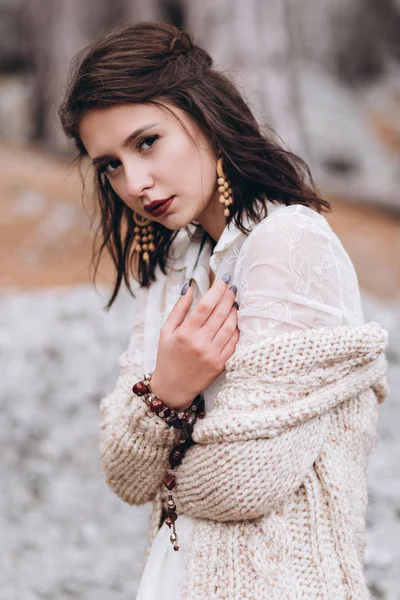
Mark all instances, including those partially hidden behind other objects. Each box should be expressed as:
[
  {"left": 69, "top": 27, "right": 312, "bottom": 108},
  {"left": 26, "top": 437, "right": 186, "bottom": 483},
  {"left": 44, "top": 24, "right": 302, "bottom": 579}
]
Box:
[
  {"left": 99, "top": 370, "right": 178, "bottom": 505},
  {"left": 173, "top": 415, "right": 328, "bottom": 521}
]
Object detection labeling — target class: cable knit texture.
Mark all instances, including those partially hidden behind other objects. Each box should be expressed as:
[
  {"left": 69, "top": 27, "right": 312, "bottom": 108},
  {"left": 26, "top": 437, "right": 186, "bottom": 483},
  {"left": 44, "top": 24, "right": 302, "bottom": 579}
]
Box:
[{"left": 100, "top": 321, "right": 388, "bottom": 599}]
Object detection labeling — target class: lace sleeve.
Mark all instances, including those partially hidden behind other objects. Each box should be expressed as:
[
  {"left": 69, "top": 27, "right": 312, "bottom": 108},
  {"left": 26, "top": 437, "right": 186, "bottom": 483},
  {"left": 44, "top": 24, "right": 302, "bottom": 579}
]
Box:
[
  {"left": 118, "top": 282, "right": 147, "bottom": 369},
  {"left": 235, "top": 210, "right": 362, "bottom": 348}
]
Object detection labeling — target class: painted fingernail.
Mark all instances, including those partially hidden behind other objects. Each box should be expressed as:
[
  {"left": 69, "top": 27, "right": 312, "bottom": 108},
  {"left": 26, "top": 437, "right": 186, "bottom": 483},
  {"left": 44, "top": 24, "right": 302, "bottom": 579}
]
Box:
[
  {"left": 222, "top": 273, "right": 231, "bottom": 284},
  {"left": 233, "top": 301, "right": 239, "bottom": 309},
  {"left": 229, "top": 284, "right": 237, "bottom": 294},
  {"left": 181, "top": 282, "right": 189, "bottom": 295}
]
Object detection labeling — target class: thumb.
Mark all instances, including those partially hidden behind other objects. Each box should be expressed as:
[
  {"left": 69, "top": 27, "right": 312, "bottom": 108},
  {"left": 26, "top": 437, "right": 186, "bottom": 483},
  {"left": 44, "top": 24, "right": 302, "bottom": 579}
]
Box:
[{"left": 162, "top": 282, "right": 193, "bottom": 334}]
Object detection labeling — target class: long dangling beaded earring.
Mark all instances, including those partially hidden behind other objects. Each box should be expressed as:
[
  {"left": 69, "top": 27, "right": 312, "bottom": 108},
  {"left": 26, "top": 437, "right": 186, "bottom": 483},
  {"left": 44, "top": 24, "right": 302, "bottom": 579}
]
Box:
[
  {"left": 217, "top": 156, "right": 233, "bottom": 218},
  {"left": 133, "top": 212, "right": 156, "bottom": 262}
]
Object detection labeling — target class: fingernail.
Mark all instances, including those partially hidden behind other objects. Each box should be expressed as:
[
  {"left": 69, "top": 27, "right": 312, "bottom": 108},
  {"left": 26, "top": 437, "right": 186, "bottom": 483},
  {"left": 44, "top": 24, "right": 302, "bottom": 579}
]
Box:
[
  {"left": 233, "top": 301, "right": 239, "bottom": 310},
  {"left": 181, "top": 282, "right": 189, "bottom": 295},
  {"left": 221, "top": 273, "right": 231, "bottom": 284},
  {"left": 229, "top": 284, "right": 237, "bottom": 294}
]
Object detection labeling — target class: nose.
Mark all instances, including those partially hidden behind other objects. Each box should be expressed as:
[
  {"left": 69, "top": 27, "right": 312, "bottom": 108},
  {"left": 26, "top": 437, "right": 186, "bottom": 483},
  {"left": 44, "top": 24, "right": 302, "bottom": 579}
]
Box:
[{"left": 124, "top": 161, "right": 154, "bottom": 198}]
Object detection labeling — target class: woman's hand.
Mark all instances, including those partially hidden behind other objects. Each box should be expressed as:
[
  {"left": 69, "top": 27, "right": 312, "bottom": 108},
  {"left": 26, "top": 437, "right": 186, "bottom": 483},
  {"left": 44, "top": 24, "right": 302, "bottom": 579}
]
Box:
[{"left": 150, "top": 274, "right": 239, "bottom": 410}]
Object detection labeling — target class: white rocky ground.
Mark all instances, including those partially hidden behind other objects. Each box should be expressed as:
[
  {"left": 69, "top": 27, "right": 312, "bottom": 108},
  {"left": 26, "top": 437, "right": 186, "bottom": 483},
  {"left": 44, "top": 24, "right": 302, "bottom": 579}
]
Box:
[{"left": 0, "top": 286, "right": 399, "bottom": 600}]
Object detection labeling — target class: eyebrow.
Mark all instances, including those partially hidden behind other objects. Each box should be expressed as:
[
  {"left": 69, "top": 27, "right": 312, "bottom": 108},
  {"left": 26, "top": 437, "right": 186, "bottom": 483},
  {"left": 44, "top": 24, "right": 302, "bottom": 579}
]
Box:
[{"left": 91, "top": 122, "right": 159, "bottom": 166}]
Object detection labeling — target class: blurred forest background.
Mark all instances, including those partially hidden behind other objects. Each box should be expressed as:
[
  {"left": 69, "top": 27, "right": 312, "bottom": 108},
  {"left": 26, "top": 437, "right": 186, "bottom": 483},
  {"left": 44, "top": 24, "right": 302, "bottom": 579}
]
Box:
[{"left": 1, "top": 1, "right": 399, "bottom": 599}]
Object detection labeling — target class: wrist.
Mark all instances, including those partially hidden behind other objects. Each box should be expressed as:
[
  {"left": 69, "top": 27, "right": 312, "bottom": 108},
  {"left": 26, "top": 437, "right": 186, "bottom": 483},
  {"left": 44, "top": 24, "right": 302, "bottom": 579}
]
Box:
[
  {"left": 150, "top": 371, "right": 193, "bottom": 411},
  {"left": 132, "top": 373, "right": 205, "bottom": 434}
]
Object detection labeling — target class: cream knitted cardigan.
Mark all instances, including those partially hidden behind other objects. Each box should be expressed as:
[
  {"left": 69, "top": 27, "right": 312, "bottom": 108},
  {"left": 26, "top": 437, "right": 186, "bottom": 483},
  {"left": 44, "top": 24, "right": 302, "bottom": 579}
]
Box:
[{"left": 99, "top": 321, "right": 388, "bottom": 600}]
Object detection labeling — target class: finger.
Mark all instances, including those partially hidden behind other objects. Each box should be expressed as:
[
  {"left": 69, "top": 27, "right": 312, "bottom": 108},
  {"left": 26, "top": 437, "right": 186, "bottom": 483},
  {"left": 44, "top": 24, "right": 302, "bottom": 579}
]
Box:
[
  {"left": 212, "top": 304, "right": 238, "bottom": 350},
  {"left": 220, "top": 326, "right": 240, "bottom": 363},
  {"left": 186, "top": 274, "right": 233, "bottom": 329},
  {"left": 203, "top": 285, "right": 238, "bottom": 339},
  {"left": 162, "top": 283, "right": 193, "bottom": 334}
]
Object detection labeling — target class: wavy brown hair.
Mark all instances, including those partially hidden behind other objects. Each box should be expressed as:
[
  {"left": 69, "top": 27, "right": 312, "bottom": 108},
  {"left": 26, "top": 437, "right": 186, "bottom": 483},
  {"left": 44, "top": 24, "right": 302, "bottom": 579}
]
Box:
[{"left": 59, "top": 20, "right": 330, "bottom": 308}]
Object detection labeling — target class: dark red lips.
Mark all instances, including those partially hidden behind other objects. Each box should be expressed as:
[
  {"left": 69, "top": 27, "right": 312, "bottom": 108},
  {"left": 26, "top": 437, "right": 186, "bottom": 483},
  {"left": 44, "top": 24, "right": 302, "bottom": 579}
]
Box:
[{"left": 144, "top": 196, "right": 175, "bottom": 216}]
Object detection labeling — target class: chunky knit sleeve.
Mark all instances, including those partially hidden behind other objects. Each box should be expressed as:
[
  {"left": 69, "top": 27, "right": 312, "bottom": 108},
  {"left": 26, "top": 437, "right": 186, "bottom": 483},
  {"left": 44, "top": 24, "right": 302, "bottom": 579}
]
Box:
[
  {"left": 172, "top": 323, "right": 388, "bottom": 521},
  {"left": 98, "top": 285, "right": 178, "bottom": 505}
]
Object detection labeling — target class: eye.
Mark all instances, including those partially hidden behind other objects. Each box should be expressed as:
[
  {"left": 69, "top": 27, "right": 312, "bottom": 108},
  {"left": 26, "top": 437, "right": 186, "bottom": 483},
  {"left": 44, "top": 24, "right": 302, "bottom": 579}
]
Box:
[
  {"left": 137, "top": 135, "right": 159, "bottom": 152},
  {"left": 100, "top": 159, "right": 121, "bottom": 176}
]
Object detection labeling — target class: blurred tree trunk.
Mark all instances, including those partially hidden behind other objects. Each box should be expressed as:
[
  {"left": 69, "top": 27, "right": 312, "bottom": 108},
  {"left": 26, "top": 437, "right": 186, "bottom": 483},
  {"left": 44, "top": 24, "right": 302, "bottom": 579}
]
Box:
[
  {"left": 123, "top": 0, "right": 164, "bottom": 21},
  {"left": 184, "top": 0, "right": 309, "bottom": 158},
  {"left": 290, "top": 0, "right": 400, "bottom": 83},
  {"left": 24, "top": 0, "right": 102, "bottom": 152},
  {"left": 23, "top": 0, "right": 165, "bottom": 153}
]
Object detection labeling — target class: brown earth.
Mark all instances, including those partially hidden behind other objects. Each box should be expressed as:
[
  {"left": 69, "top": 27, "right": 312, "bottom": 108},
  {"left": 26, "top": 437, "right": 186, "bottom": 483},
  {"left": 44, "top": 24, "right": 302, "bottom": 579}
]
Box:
[{"left": 1, "top": 140, "right": 399, "bottom": 299}]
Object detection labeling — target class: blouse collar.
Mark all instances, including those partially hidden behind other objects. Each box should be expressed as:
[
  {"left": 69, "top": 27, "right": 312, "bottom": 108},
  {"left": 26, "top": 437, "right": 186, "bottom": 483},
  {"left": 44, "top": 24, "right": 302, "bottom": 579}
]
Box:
[
  {"left": 212, "top": 219, "right": 242, "bottom": 255},
  {"left": 169, "top": 212, "right": 256, "bottom": 274}
]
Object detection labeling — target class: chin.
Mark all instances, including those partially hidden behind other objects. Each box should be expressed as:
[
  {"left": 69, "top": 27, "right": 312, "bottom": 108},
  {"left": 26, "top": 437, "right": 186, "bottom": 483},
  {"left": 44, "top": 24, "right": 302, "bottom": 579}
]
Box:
[{"left": 159, "top": 213, "right": 194, "bottom": 231}]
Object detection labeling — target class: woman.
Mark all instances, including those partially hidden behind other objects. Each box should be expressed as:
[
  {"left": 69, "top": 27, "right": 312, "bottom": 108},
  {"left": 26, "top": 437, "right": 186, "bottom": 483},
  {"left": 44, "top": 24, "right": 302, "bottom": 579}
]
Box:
[{"left": 59, "top": 21, "right": 388, "bottom": 600}]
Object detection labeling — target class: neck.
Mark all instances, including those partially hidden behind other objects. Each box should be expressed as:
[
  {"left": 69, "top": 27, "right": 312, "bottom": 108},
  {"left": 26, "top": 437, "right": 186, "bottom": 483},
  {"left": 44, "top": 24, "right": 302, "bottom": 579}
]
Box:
[{"left": 196, "top": 196, "right": 227, "bottom": 243}]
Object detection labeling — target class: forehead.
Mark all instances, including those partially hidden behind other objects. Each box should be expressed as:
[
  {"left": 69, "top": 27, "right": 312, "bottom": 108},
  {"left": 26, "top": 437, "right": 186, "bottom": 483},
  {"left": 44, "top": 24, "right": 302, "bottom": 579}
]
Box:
[{"left": 79, "top": 102, "right": 194, "bottom": 156}]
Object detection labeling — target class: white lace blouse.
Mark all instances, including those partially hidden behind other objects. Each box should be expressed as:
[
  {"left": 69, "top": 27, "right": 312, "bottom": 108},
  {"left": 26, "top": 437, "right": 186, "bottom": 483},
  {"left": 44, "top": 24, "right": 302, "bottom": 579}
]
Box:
[{"left": 132, "top": 201, "right": 364, "bottom": 599}]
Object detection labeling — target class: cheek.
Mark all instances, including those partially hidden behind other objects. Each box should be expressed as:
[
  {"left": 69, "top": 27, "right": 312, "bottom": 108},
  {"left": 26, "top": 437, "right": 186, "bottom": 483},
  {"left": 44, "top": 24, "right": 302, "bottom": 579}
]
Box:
[{"left": 163, "top": 135, "right": 216, "bottom": 192}]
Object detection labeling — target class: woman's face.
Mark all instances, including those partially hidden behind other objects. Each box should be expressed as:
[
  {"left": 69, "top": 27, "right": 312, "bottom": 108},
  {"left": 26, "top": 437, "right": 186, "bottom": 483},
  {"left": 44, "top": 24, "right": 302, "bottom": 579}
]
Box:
[{"left": 79, "top": 101, "right": 223, "bottom": 235}]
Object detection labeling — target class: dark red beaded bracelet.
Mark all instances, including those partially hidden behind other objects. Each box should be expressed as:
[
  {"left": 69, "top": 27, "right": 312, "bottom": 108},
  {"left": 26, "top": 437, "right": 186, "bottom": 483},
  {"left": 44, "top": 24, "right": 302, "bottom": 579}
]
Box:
[{"left": 132, "top": 372, "right": 205, "bottom": 551}]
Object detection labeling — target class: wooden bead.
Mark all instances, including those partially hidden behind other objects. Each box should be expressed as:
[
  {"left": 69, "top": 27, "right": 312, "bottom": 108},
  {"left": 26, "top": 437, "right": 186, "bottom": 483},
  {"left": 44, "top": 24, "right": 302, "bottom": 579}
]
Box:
[
  {"left": 132, "top": 381, "right": 149, "bottom": 396},
  {"left": 160, "top": 407, "right": 172, "bottom": 418},
  {"left": 143, "top": 251, "right": 150, "bottom": 261},
  {"left": 150, "top": 398, "right": 164, "bottom": 413},
  {"left": 224, "top": 207, "right": 230, "bottom": 217},
  {"left": 169, "top": 446, "right": 184, "bottom": 467},
  {"left": 217, "top": 177, "right": 225, "bottom": 185},
  {"left": 163, "top": 473, "right": 176, "bottom": 490}
]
